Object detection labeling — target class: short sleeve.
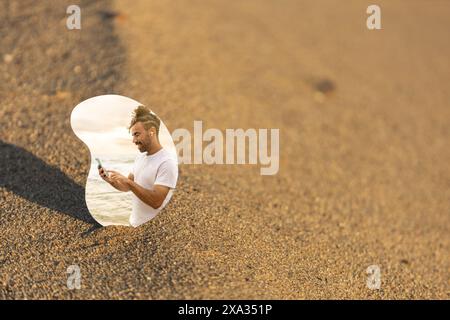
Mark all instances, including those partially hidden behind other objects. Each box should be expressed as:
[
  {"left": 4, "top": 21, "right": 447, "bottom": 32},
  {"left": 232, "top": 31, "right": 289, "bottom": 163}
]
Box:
[{"left": 154, "top": 158, "right": 178, "bottom": 189}]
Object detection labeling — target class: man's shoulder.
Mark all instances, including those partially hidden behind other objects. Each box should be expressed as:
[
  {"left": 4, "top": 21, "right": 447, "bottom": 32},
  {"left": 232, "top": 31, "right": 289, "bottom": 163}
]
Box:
[{"left": 157, "top": 149, "right": 177, "bottom": 165}]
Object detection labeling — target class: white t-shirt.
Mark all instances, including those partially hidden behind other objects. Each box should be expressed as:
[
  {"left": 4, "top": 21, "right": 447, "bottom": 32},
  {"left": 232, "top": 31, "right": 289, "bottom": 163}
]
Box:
[{"left": 129, "top": 148, "right": 178, "bottom": 227}]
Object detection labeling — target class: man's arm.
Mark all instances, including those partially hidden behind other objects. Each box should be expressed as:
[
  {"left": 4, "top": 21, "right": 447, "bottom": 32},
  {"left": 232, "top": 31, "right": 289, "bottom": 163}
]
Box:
[
  {"left": 108, "top": 170, "right": 169, "bottom": 209},
  {"left": 127, "top": 181, "right": 169, "bottom": 209}
]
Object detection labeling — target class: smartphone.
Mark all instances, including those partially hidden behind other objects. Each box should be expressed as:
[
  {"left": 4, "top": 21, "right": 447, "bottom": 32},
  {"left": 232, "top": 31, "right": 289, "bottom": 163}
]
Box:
[{"left": 95, "top": 158, "right": 109, "bottom": 177}]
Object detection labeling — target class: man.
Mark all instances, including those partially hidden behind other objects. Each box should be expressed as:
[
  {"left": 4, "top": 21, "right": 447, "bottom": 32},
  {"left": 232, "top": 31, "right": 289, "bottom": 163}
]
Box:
[{"left": 98, "top": 105, "right": 178, "bottom": 227}]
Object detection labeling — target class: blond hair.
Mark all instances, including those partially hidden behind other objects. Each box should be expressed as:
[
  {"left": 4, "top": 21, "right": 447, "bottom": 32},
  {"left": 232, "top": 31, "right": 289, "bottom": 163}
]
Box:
[{"left": 129, "top": 105, "right": 160, "bottom": 135}]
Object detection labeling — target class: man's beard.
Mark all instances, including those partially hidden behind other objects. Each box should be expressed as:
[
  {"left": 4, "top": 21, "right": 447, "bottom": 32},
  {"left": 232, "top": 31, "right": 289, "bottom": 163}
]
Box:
[{"left": 137, "top": 140, "right": 150, "bottom": 153}]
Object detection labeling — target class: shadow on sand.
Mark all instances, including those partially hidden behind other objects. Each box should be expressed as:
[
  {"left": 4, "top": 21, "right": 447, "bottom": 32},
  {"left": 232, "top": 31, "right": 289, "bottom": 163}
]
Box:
[{"left": 0, "top": 140, "right": 100, "bottom": 227}]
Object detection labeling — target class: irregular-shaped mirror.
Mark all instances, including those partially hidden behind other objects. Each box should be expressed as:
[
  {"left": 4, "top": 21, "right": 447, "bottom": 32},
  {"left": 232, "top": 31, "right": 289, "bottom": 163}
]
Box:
[{"left": 70, "top": 95, "right": 178, "bottom": 227}]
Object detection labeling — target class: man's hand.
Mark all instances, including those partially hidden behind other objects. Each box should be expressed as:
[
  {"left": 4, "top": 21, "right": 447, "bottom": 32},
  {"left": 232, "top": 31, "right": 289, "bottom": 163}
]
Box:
[
  {"left": 98, "top": 168, "right": 130, "bottom": 192},
  {"left": 98, "top": 167, "right": 110, "bottom": 182},
  {"left": 108, "top": 170, "right": 130, "bottom": 186}
]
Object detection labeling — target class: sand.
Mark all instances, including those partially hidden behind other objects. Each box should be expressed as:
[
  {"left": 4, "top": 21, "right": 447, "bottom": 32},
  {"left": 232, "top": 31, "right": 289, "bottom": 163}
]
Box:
[{"left": 0, "top": 0, "right": 449, "bottom": 299}]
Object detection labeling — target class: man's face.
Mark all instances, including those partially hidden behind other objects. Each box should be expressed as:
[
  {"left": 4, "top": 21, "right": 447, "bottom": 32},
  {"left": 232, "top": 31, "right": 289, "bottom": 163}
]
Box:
[{"left": 131, "top": 122, "right": 153, "bottom": 153}]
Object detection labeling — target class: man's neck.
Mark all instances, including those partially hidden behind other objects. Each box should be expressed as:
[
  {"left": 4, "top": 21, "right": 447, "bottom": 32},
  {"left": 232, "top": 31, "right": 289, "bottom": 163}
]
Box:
[{"left": 146, "top": 143, "right": 163, "bottom": 156}]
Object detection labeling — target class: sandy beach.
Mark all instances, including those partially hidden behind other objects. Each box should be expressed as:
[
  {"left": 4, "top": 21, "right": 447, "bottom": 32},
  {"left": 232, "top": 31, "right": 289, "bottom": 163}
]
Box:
[{"left": 0, "top": 0, "right": 449, "bottom": 299}]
